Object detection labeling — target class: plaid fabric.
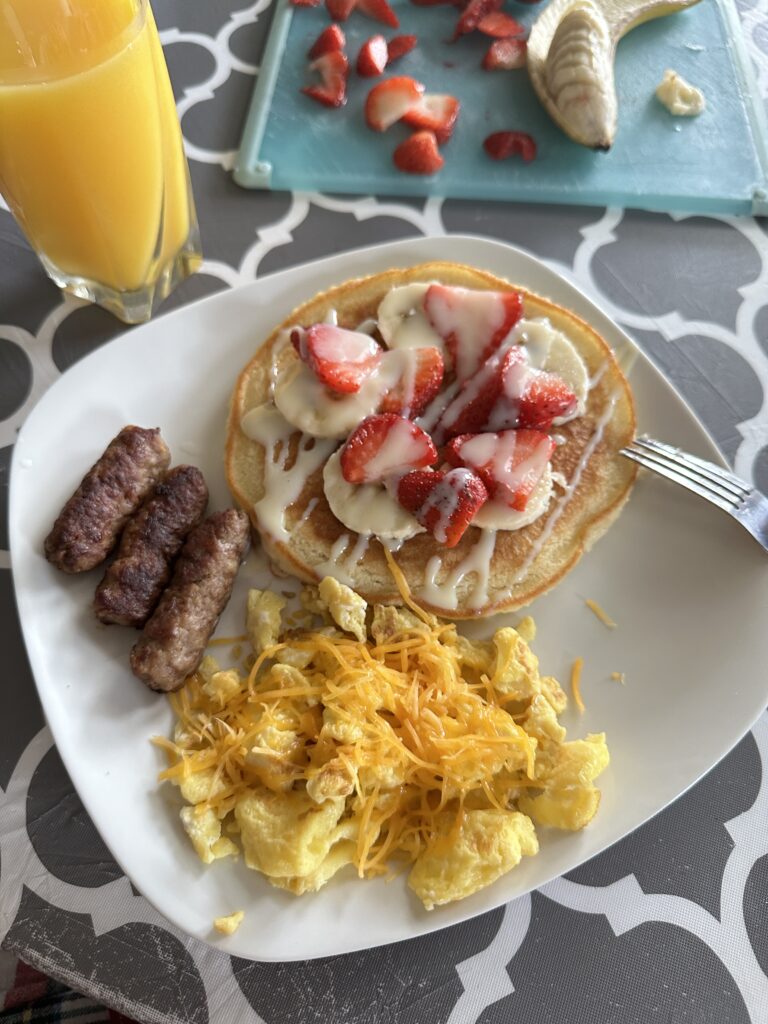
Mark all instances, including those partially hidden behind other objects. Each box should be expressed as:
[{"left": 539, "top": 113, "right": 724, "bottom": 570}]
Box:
[{"left": 0, "top": 951, "right": 137, "bottom": 1024}]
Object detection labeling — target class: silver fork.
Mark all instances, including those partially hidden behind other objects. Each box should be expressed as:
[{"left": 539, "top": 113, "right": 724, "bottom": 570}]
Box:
[{"left": 620, "top": 437, "right": 768, "bottom": 553}]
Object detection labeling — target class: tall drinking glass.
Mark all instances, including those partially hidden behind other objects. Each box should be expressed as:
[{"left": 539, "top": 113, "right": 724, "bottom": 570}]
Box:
[{"left": 0, "top": 0, "right": 202, "bottom": 324}]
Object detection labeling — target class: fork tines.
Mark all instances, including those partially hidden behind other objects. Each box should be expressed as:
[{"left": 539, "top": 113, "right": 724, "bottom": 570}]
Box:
[{"left": 620, "top": 437, "right": 750, "bottom": 513}]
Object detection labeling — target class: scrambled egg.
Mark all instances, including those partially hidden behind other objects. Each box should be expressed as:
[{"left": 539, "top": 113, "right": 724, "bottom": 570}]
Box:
[
  {"left": 156, "top": 577, "right": 610, "bottom": 910},
  {"left": 213, "top": 911, "right": 244, "bottom": 936}
]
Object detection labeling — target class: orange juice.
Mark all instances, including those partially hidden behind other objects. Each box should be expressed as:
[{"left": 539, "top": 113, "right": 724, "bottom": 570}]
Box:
[{"left": 0, "top": 0, "right": 200, "bottom": 319}]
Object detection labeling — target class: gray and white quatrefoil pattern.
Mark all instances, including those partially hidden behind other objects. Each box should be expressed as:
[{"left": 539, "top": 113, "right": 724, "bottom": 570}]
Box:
[{"left": 1, "top": 1, "right": 767, "bottom": 1021}]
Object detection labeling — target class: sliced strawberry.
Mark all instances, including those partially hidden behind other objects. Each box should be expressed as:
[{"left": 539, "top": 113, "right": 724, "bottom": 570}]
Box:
[
  {"left": 357, "top": 34, "right": 388, "bottom": 76},
  {"left": 517, "top": 370, "right": 577, "bottom": 429},
  {"left": 436, "top": 345, "right": 527, "bottom": 440},
  {"left": 326, "top": 0, "right": 356, "bottom": 19},
  {"left": 358, "top": 0, "right": 400, "bottom": 27},
  {"left": 387, "top": 34, "right": 418, "bottom": 62},
  {"left": 483, "top": 129, "right": 536, "bottom": 160},
  {"left": 293, "top": 324, "right": 382, "bottom": 393},
  {"left": 402, "top": 94, "right": 460, "bottom": 144},
  {"left": 365, "top": 76, "right": 424, "bottom": 131},
  {"left": 423, "top": 284, "right": 523, "bottom": 381},
  {"left": 477, "top": 11, "right": 525, "bottom": 36},
  {"left": 308, "top": 23, "right": 346, "bottom": 57},
  {"left": 393, "top": 130, "right": 445, "bottom": 175},
  {"left": 482, "top": 37, "right": 527, "bottom": 71},
  {"left": 379, "top": 347, "right": 444, "bottom": 418},
  {"left": 302, "top": 50, "right": 349, "bottom": 107},
  {"left": 446, "top": 429, "right": 554, "bottom": 511},
  {"left": 340, "top": 414, "right": 437, "bottom": 484},
  {"left": 453, "top": 0, "right": 502, "bottom": 39},
  {"left": 397, "top": 468, "right": 488, "bottom": 547},
  {"left": 292, "top": 0, "right": 321, "bottom": 7}
]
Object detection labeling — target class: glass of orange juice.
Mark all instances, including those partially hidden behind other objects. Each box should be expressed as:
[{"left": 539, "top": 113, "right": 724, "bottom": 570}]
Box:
[{"left": 0, "top": 0, "right": 202, "bottom": 324}]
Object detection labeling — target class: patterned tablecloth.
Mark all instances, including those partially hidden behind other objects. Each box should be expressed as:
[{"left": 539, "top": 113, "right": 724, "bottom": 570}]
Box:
[{"left": 1, "top": 1, "right": 767, "bottom": 1021}]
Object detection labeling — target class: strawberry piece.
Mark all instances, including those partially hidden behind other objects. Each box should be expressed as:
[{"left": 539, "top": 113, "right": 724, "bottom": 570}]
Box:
[
  {"left": 379, "top": 347, "right": 445, "bottom": 418},
  {"left": 340, "top": 414, "right": 437, "bottom": 484},
  {"left": 326, "top": 0, "right": 356, "bottom": 18},
  {"left": 453, "top": 0, "right": 502, "bottom": 39},
  {"left": 293, "top": 324, "right": 382, "bottom": 393},
  {"left": 365, "top": 76, "right": 424, "bottom": 131},
  {"left": 302, "top": 50, "right": 349, "bottom": 107},
  {"left": 308, "top": 23, "right": 346, "bottom": 57},
  {"left": 423, "top": 284, "right": 523, "bottom": 381},
  {"left": 358, "top": 0, "right": 400, "bottom": 27},
  {"left": 387, "top": 34, "right": 418, "bottom": 62},
  {"left": 357, "top": 34, "right": 388, "bottom": 76},
  {"left": 397, "top": 468, "right": 488, "bottom": 546},
  {"left": 393, "top": 130, "right": 445, "bottom": 174},
  {"left": 517, "top": 370, "right": 577, "bottom": 430},
  {"left": 402, "top": 94, "right": 460, "bottom": 144},
  {"left": 482, "top": 37, "right": 526, "bottom": 70},
  {"left": 446, "top": 429, "right": 554, "bottom": 511},
  {"left": 436, "top": 345, "right": 526, "bottom": 439},
  {"left": 477, "top": 11, "right": 526, "bottom": 36},
  {"left": 292, "top": 0, "right": 321, "bottom": 6},
  {"left": 483, "top": 129, "right": 536, "bottom": 160}
]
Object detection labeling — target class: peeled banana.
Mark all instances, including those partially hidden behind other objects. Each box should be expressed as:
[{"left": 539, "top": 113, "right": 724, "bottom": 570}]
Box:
[{"left": 527, "top": 0, "right": 703, "bottom": 150}]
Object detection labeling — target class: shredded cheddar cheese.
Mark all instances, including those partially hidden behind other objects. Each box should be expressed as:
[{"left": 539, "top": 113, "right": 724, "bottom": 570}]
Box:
[
  {"left": 156, "top": 572, "right": 609, "bottom": 908},
  {"left": 610, "top": 671, "right": 626, "bottom": 685},
  {"left": 571, "top": 657, "right": 585, "bottom": 713},
  {"left": 585, "top": 599, "right": 617, "bottom": 629}
]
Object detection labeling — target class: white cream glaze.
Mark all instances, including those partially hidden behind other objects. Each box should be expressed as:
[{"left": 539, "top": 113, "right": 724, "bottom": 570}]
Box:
[
  {"left": 471, "top": 465, "right": 554, "bottom": 530},
  {"left": 311, "top": 535, "right": 358, "bottom": 587},
  {"left": 419, "top": 529, "right": 498, "bottom": 612},
  {"left": 510, "top": 391, "right": 619, "bottom": 585},
  {"left": 323, "top": 450, "right": 425, "bottom": 540},
  {"left": 510, "top": 317, "right": 589, "bottom": 419},
  {"left": 240, "top": 404, "right": 336, "bottom": 543},
  {"left": 275, "top": 349, "right": 432, "bottom": 440},
  {"left": 377, "top": 283, "right": 443, "bottom": 351}
]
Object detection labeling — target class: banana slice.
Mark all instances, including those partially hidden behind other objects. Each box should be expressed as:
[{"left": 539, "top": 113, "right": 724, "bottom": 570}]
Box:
[
  {"left": 528, "top": 0, "right": 703, "bottom": 149},
  {"left": 323, "top": 451, "right": 425, "bottom": 540},
  {"left": 472, "top": 465, "right": 554, "bottom": 531}
]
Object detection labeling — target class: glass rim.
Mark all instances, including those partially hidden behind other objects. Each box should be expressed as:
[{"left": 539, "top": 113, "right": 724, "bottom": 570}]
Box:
[{"left": 0, "top": 0, "right": 147, "bottom": 87}]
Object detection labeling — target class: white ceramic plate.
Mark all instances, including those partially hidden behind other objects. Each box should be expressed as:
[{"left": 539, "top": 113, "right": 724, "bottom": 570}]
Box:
[{"left": 10, "top": 235, "right": 768, "bottom": 962}]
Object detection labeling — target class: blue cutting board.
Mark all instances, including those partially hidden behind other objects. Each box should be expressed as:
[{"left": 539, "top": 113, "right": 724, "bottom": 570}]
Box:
[{"left": 234, "top": 0, "right": 768, "bottom": 215}]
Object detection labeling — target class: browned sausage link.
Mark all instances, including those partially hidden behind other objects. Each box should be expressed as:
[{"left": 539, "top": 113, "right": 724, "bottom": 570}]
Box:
[
  {"left": 44, "top": 426, "right": 171, "bottom": 574},
  {"left": 130, "top": 508, "right": 250, "bottom": 692},
  {"left": 93, "top": 465, "right": 209, "bottom": 627}
]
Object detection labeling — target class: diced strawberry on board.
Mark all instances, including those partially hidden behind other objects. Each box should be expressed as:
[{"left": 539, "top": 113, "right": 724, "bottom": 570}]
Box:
[
  {"left": 477, "top": 11, "right": 525, "bottom": 36},
  {"left": 482, "top": 37, "right": 527, "bottom": 70},
  {"left": 357, "top": 34, "right": 389, "bottom": 75},
  {"left": 365, "top": 76, "right": 424, "bottom": 131},
  {"left": 302, "top": 50, "right": 349, "bottom": 107},
  {"left": 402, "top": 94, "right": 460, "bottom": 144},
  {"left": 387, "top": 34, "right": 418, "bottom": 63},
  {"left": 483, "top": 129, "right": 537, "bottom": 160},
  {"left": 393, "top": 130, "right": 445, "bottom": 174},
  {"left": 308, "top": 23, "right": 346, "bottom": 58}
]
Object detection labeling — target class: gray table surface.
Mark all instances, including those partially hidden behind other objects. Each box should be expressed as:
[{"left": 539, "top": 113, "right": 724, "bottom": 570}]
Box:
[{"left": 1, "top": 1, "right": 768, "bottom": 1021}]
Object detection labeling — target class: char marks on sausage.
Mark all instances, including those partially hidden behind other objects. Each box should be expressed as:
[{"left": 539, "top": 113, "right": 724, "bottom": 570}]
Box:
[
  {"left": 44, "top": 426, "right": 170, "bottom": 574},
  {"left": 130, "top": 508, "right": 251, "bottom": 692},
  {"left": 94, "top": 465, "right": 209, "bottom": 627}
]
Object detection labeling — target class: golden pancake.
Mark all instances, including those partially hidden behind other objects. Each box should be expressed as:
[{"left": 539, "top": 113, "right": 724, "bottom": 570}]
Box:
[{"left": 225, "top": 261, "right": 636, "bottom": 618}]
